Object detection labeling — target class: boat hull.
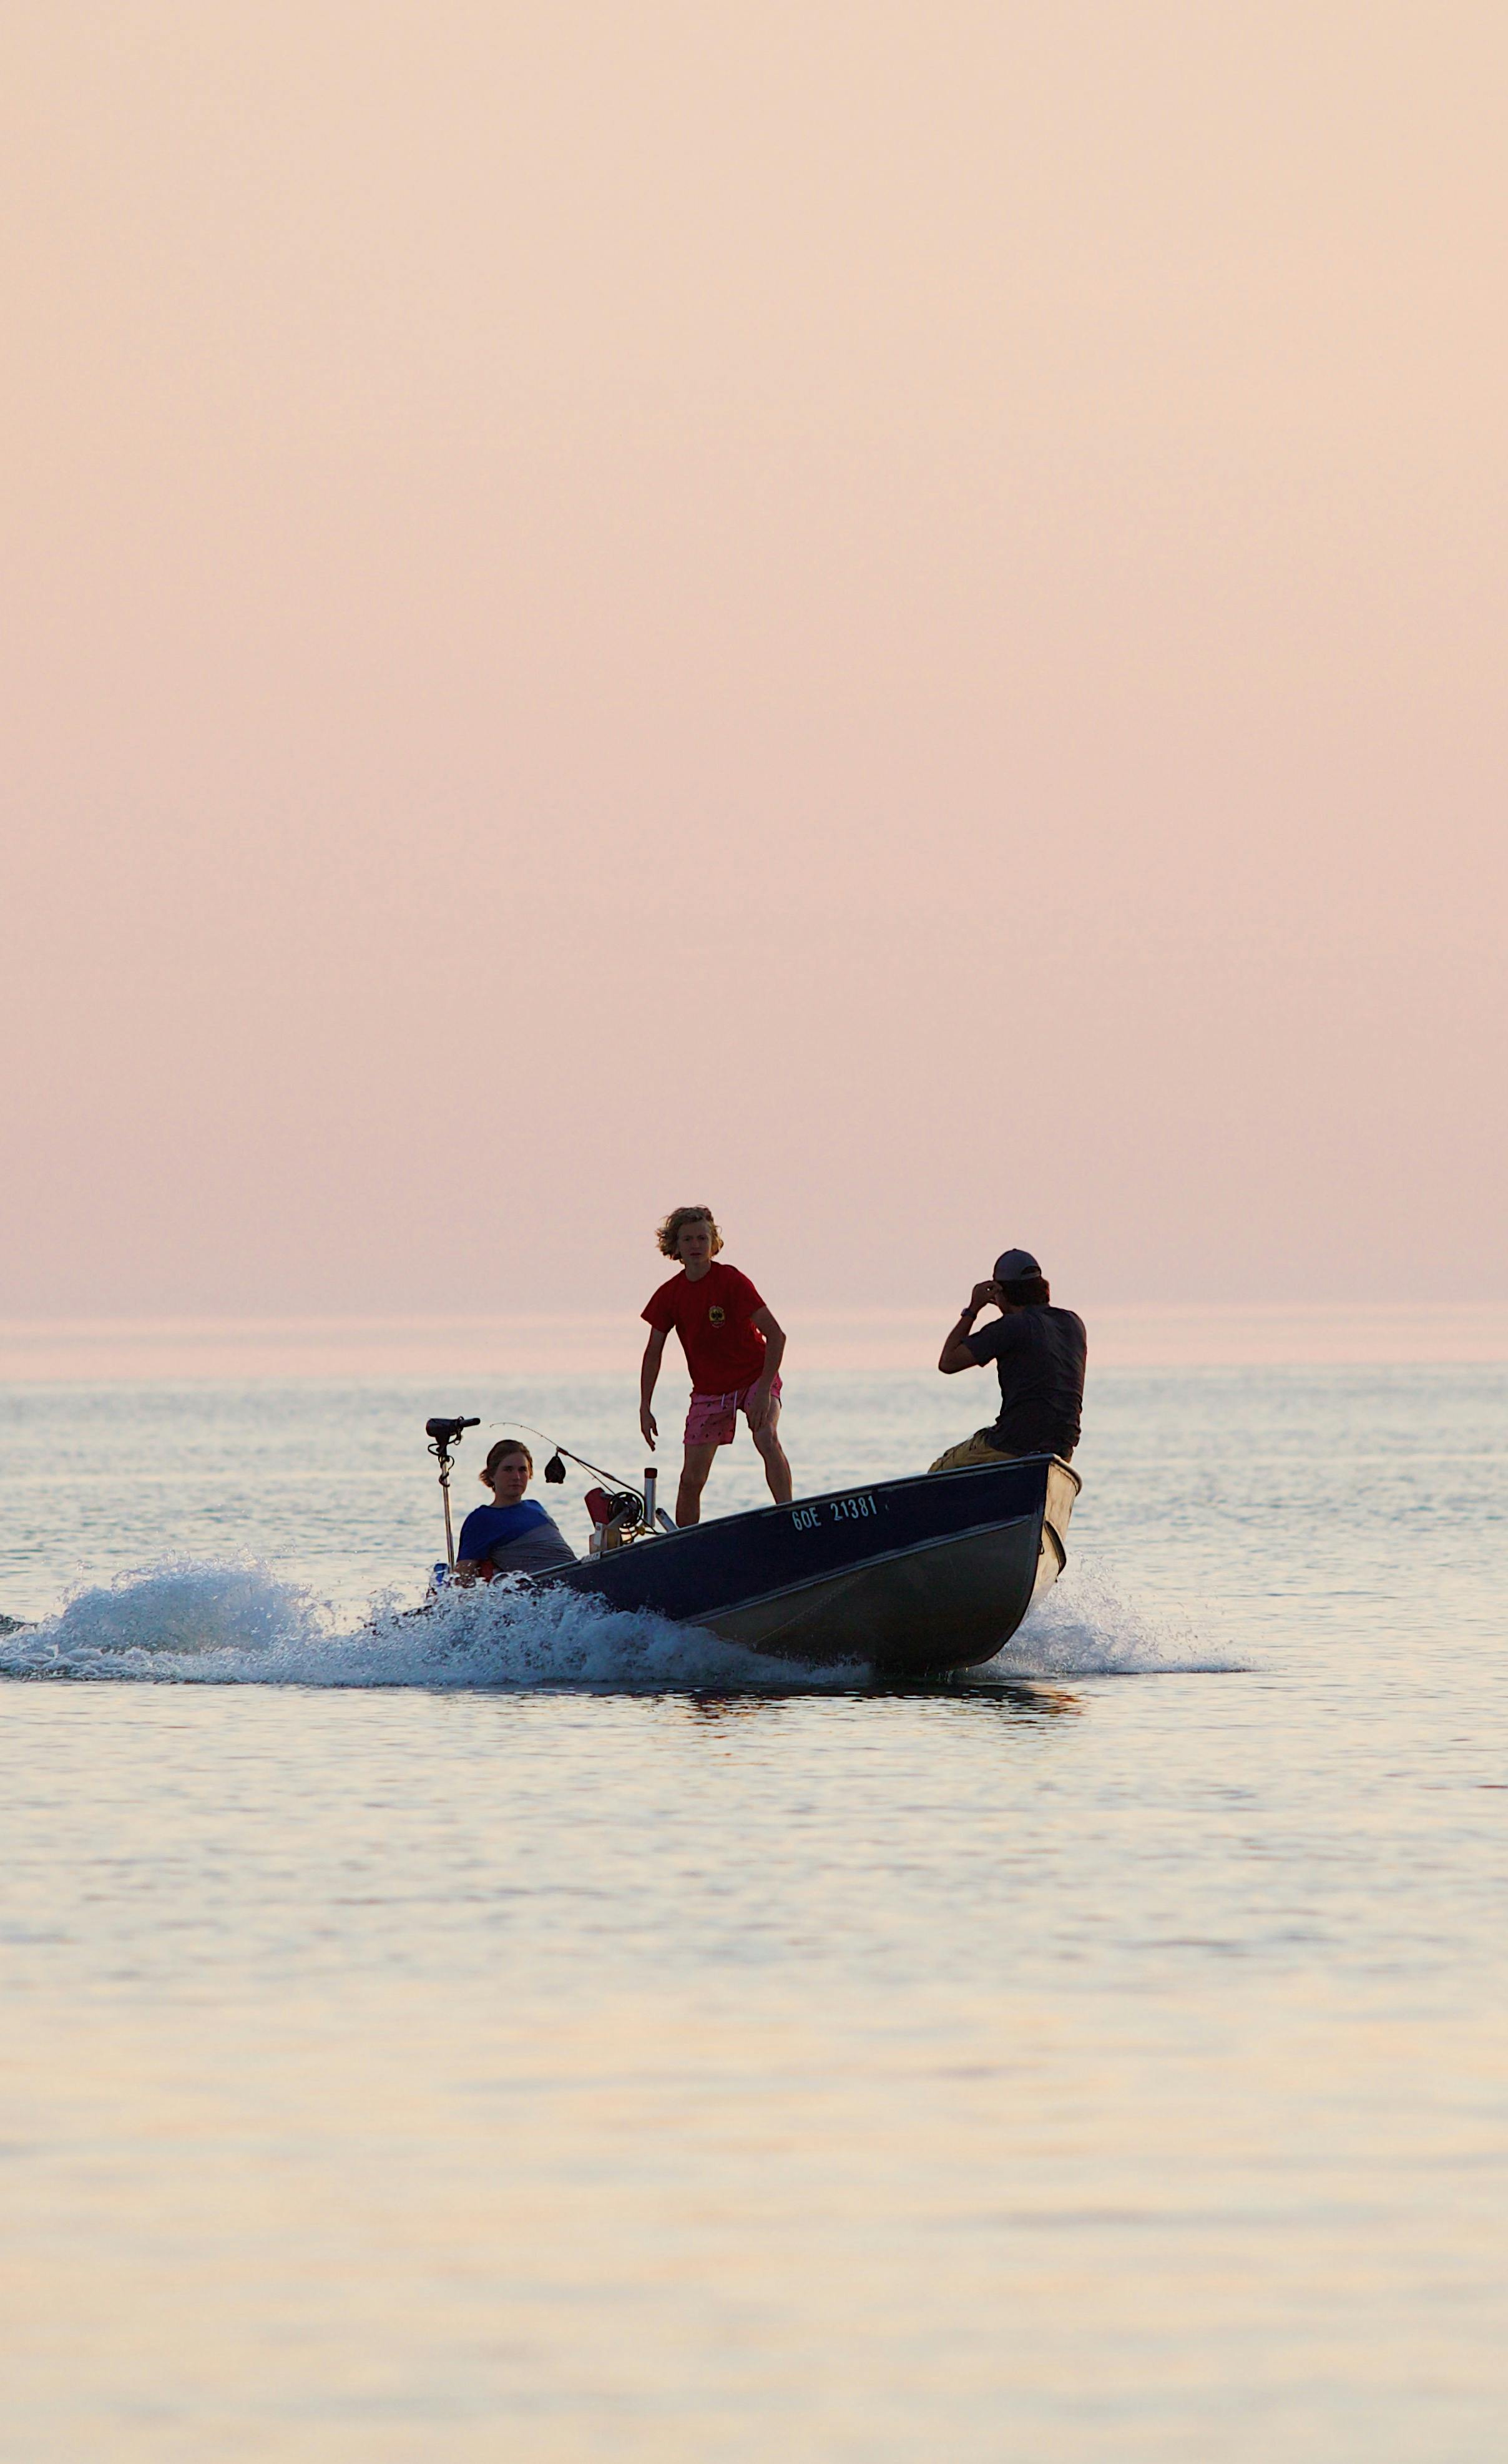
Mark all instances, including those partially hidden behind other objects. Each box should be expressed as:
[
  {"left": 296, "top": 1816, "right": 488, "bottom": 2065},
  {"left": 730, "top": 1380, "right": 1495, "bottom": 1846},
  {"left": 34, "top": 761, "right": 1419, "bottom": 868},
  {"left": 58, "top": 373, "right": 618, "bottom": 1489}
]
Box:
[{"left": 550, "top": 1454, "right": 1079, "bottom": 1676}]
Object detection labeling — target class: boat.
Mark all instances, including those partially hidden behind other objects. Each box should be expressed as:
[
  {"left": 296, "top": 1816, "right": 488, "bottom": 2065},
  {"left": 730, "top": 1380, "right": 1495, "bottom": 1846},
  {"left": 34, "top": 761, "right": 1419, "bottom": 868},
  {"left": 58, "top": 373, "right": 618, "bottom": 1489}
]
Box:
[{"left": 544, "top": 1453, "right": 1079, "bottom": 1676}]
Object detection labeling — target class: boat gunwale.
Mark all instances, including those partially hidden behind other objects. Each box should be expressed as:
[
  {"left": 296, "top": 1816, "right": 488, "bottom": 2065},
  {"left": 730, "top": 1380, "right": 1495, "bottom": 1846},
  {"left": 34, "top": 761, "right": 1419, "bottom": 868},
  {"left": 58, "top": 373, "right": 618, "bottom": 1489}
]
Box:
[{"left": 559, "top": 1448, "right": 1079, "bottom": 1571}]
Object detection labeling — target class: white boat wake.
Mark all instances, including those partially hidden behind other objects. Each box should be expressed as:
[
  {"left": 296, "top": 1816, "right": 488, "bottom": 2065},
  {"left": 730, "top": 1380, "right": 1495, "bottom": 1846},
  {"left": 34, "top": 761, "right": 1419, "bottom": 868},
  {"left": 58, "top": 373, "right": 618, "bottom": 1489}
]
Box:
[{"left": 0, "top": 1558, "right": 1236, "bottom": 1687}]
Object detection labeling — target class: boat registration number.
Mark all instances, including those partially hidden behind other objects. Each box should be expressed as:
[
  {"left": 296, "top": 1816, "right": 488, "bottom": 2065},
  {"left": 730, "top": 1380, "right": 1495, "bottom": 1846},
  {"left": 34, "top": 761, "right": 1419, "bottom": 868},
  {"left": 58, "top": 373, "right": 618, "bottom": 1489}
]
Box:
[{"left": 790, "top": 1493, "right": 878, "bottom": 1532}]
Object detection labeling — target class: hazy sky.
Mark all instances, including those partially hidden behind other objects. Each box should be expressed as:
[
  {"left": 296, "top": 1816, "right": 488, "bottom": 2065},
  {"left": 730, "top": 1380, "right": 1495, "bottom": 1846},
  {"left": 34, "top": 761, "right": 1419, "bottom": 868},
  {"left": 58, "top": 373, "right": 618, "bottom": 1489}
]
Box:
[{"left": 4, "top": 1, "right": 1504, "bottom": 1318}]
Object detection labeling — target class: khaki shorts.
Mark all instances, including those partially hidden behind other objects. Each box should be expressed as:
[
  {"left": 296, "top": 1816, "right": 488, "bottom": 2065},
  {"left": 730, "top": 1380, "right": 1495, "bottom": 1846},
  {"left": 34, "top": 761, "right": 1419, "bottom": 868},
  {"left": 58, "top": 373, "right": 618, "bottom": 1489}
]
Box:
[{"left": 927, "top": 1429, "right": 1022, "bottom": 1474}]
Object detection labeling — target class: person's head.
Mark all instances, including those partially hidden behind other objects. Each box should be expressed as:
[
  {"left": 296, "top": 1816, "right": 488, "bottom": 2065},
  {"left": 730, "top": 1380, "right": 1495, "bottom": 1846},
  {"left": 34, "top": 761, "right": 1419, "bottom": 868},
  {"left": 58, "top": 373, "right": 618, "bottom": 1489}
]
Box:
[
  {"left": 481, "top": 1440, "right": 532, "bottom": 1504},
  {"left": 657, "top": 1205, "right": 723, "bottom": 1266},
  {"left": 991, "top": 1247, "right": 1050, "bottom": 1308}
]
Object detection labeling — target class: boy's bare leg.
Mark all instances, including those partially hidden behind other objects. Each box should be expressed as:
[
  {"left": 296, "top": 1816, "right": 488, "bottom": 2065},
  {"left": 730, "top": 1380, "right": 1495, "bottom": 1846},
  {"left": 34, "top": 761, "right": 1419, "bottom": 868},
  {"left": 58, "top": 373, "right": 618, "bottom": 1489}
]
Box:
[
  {"left": 753, "top": 1418, "right": 793, "bottom": 1504},
  {"left": 676, "top": 1442, "right": 720, "bottom": 1526}
]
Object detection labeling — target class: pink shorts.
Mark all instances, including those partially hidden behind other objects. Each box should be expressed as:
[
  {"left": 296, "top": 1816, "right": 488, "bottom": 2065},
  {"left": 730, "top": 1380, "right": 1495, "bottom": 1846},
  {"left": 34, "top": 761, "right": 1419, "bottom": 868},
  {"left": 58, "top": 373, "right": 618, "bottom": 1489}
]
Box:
[{"left": 683, "top": 1375, "right": 782, "bottom": 1449}]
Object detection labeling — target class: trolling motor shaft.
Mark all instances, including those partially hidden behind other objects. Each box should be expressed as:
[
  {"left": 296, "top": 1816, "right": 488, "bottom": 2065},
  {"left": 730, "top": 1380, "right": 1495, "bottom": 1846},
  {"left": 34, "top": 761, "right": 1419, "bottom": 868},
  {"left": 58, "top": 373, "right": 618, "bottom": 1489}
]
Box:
[{"left": 426, "top": 1414, "right": 480, "bottom": 1570}]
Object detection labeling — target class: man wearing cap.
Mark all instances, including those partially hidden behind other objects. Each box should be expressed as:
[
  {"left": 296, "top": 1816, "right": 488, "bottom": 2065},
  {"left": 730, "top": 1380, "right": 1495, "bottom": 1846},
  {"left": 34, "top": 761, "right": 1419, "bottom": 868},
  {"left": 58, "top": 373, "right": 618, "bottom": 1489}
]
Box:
[{"left": 930, "top": 1249, "right": 1086, "bottom": 1470}]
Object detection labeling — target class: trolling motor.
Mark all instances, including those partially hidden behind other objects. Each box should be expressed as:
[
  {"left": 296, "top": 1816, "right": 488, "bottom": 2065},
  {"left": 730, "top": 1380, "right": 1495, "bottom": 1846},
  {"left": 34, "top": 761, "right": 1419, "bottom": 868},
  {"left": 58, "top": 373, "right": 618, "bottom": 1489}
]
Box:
[{"left": 426, "top": 1414, "right": 480, "bottom": 1571}]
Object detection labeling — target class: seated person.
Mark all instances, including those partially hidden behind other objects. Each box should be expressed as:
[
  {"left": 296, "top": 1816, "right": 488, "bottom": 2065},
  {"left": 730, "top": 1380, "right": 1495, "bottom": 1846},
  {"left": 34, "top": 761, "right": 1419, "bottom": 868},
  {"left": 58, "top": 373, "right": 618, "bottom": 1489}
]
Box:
[
  {"left": 454, "top": 1440, "right": 576, "bottom": 1582},
  {"left": 931, "top": 1247, "right": 1086, "bottom": 1470}
]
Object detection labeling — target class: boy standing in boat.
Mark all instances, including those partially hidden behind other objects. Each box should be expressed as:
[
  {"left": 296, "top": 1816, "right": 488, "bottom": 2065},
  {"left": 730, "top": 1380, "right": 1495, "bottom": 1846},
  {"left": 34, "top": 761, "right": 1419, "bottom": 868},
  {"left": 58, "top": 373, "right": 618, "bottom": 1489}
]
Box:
[{"left": 640, "top": 1206, "right": 792, "bottom": 1525}]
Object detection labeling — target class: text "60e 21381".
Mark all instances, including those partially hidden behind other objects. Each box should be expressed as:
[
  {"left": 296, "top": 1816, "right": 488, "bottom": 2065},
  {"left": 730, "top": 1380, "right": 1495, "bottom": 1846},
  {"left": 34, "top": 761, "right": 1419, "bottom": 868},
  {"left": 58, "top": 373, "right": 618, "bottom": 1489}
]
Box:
[{"left": 790, "top": 1494, "right": 879, "bottom": 1533}]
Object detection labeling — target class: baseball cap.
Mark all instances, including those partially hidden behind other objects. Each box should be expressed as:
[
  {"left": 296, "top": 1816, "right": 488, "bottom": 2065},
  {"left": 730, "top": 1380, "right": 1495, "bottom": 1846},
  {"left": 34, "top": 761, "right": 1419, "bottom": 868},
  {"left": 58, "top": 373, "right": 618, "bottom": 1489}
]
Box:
[{"left": 993, "top": 1248, "right": 1042, "bottom": 1283}]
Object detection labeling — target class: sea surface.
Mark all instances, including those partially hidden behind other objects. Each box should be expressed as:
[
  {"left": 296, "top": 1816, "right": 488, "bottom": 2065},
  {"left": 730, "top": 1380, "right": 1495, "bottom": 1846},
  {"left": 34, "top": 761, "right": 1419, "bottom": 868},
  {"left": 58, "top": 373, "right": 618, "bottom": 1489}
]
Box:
[{"left": 2, "top": 1354, "right": 1506, "bottom": 2460}]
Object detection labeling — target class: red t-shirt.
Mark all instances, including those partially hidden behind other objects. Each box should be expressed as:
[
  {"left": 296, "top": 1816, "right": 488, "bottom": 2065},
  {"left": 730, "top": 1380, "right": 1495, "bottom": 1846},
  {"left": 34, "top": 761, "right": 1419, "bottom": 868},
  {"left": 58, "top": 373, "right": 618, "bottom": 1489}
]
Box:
[{"left": 642, "top": 1260, "right": 768, "bottom": 1394}]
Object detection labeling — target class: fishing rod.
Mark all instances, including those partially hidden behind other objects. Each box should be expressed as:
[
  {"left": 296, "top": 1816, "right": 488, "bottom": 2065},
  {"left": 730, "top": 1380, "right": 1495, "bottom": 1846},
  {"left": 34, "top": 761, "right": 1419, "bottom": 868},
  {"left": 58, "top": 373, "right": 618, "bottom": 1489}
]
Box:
[
  {"left": 496, "top": 1423, "right": 640, "bottom": 1496},
  {"left": 496, "top": 1424, "right": 677, "bottom": 1539}
]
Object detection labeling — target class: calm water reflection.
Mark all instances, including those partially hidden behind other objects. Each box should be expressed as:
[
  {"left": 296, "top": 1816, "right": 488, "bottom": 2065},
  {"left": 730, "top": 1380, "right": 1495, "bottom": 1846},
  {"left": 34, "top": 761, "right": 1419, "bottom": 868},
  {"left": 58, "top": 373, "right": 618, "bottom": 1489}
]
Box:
[{"left": 2, "top": 1365, "right": 1506, "bottom": 2459}]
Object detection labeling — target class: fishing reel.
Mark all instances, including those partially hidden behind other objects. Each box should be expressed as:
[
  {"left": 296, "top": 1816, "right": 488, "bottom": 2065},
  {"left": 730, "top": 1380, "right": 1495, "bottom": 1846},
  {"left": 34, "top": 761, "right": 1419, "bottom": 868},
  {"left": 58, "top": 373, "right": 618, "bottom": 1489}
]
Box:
[{"left": 585, "top": 1485, "right": 645, "bottom": 1528}]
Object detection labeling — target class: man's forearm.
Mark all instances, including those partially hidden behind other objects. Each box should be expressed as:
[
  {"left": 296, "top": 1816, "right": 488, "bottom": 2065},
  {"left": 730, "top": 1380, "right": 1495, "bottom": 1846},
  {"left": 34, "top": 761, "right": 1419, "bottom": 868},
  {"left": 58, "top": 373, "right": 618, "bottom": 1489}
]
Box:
[{"left": 938, "top": 1306, "right": 979, "bottom": 1373}]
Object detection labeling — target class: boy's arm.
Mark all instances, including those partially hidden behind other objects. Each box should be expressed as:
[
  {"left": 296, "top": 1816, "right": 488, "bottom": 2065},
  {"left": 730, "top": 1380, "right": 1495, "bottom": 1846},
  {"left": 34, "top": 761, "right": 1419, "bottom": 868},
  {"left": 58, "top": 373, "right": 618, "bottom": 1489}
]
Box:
[
  {"left": 640, "top": 1325, "right": 669, "bottom": 1447},
  {"left": 747, "top": 1307, "right": 786, "bottom": 1430}
]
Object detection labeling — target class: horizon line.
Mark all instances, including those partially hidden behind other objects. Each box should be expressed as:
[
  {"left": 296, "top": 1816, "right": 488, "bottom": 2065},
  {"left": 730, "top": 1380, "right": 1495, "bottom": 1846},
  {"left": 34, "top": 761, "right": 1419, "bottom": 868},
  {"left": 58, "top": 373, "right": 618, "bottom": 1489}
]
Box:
[{"left": 2, "top": 1300, "right": 1506, "bottom": 1382}]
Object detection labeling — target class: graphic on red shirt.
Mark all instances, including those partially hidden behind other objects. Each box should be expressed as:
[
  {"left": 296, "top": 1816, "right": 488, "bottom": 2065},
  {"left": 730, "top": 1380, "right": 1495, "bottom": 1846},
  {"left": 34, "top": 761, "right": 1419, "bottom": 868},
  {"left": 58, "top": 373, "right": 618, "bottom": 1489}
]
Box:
[{"left": 642, "top": 1260, "right": 767, "bottom": 1394}]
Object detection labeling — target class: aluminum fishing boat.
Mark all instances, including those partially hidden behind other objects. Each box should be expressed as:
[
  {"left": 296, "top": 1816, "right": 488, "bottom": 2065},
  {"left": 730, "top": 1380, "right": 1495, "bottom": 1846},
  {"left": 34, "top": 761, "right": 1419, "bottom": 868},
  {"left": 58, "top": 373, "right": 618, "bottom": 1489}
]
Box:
[{"left": 549, "top": 1453, "right": 1079, "bottom": 1675}]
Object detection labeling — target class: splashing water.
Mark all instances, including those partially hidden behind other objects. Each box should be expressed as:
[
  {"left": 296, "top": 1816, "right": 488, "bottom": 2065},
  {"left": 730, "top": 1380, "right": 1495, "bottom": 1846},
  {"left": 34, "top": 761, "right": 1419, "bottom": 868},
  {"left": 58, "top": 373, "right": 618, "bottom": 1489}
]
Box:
[
  {"left": 995, "top": 1563, "right": 1241, "bottom": 1679},
  {"left": 0, "top": 1559, "right": 855, "bottom": 1691},
  {"left": 0, "top": 1555, "right": 1231, "bottom": 1689}
]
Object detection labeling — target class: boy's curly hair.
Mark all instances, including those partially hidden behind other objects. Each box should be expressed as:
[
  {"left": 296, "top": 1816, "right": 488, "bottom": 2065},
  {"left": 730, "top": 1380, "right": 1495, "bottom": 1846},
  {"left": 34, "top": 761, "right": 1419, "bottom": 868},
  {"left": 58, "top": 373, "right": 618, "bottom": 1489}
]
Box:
[{"left": 656, "top": 1205, "right": 723, "bottom": 1260}]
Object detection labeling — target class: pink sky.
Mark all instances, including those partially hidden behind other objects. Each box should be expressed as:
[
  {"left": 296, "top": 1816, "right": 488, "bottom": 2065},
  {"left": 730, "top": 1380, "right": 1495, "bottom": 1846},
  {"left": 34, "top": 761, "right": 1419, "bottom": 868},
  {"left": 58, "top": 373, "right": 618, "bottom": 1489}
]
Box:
[{"left": 3, "top": 2, "right": 1504, "bottom": 1322}]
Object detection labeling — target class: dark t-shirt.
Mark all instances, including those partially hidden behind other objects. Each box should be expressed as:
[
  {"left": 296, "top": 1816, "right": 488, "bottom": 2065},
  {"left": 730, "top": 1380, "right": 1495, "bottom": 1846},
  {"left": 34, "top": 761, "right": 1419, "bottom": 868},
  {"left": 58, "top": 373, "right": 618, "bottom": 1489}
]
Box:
[
  {"left": 642, "top": 1260, "right": 768, "bottom": 1393},
  {"left": 456, "top": 1500, "right": 575, "bottom": 1576},
  {"left": 964, "top": 1305, "right": 1087, "bottom": 1458}
]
